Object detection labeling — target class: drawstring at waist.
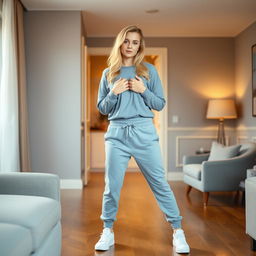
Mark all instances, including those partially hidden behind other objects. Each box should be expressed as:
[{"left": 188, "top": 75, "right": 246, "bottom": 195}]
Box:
[
  {"left": 121, "top": 124, "right": 135, "bottom": 141},
  {"left": 108, "top": 117, "right": 153, "bottom": 141}
]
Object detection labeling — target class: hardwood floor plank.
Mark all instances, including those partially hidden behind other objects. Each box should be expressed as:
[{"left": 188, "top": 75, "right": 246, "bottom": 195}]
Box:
[{"left": 61, "top": 172, "right": 256, "bottom": 256}]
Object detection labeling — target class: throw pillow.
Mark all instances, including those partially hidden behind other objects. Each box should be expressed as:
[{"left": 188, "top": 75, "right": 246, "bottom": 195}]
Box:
[{"left": 208, "top": 141, "right": 241, "bottom": 161}]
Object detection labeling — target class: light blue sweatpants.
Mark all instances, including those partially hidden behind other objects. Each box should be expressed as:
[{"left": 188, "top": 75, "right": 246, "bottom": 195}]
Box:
[{"left": 100, "top": 117, "right": 182, "bottom": 230}]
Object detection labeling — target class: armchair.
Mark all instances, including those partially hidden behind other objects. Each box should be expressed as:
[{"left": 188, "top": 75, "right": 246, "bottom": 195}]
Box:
[
  {"left": 0, "top": 172, "right": 62, "bottom": 256},
  {"left": 183, "top": 142, "right": 256, "bottom": 206}
]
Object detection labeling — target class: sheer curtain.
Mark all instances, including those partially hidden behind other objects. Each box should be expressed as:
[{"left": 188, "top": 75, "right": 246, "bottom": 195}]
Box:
[{"left": 0, "top": 0, "right": 31, "bottom": 172}]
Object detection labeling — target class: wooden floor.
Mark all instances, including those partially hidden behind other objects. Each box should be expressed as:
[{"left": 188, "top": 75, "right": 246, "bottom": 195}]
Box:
[{"left": 61, "top": 172, "right": 256, "bottom": 256}]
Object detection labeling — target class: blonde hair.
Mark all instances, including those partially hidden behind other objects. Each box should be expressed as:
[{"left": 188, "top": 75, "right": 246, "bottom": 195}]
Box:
[{"left": 106, "top": 25, "right": 149, "bottom": 83}]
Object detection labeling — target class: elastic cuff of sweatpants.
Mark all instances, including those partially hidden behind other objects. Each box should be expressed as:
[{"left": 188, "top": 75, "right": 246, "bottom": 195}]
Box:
[
  {"left": 170, "top": 221, "right": 182, "bottom": 230},
  {"left": 103, "top": 221, "right": 113, "bottom": 228}
]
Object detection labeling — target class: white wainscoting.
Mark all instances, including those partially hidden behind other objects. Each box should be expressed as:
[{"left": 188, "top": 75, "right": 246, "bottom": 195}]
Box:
[
  {"left": 236, "top": 136, "right": 249, "bottom": 144},
  {"left": 167, "top": 126, "right": 237, "bottom": 173},
  {"left": 175, "top": 135, "right": 224, "bottom": 168},
  {"left": 236, "top": 126, "right": 256, "bottom": 143}
]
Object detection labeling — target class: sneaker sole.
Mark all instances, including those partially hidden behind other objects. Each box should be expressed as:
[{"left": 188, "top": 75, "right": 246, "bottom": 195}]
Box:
[
  {"left": 95, "top": 239, "right": 115, "bottom": 251},
  {"left": 175, "top": 247, "right": 190, "bottom": 254}
]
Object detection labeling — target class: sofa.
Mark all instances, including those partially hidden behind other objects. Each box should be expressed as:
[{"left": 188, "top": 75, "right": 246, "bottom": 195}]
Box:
[
  {"left": 245, "top": 176, "right": 256, "bottom": 251},
  {"left": 0, "top": 172, "right": 62, "bottom": 256},
  {"left": 183, "top": 142, "right": 256, "bottom": 206}
]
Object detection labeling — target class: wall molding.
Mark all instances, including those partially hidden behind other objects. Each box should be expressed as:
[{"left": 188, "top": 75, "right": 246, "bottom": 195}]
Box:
[
  {"left": 168, "top": 126, "right": 256, "bottom": 132},
  {"left": 236, "top": 126, "right": 256, "bottom": 131},
  {"left": 175, "top": 135, "right": 230, "bottom": 168},
  {"left": 236, "top": 136, "right": 249, "bottom": 144},
  {"left": 60, "top": 179, "right": 83, "bottom": 189},
  {"left": 168, "top": 126, "right": 235, "bottom": 131}
]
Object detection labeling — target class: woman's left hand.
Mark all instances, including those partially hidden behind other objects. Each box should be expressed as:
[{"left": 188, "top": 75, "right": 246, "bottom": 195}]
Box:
[{"left": 128, "top": 75, "right": 146, "bottom": 93}]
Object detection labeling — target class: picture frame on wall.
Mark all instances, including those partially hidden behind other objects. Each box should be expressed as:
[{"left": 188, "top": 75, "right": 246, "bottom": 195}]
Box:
[{"left": 252, "top": 44, "right": 256, "bottom": 116}]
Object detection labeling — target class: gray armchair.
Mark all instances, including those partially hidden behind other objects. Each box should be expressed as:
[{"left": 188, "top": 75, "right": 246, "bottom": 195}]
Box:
[
  {"left": 183, "top": 142, "right": 256, "bottom": 206},
  {"left": 0, "top": 172, "right": 61, "bottom": 256}
]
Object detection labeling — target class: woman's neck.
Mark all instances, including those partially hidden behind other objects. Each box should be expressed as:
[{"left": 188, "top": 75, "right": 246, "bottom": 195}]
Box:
[{"left": 122, "top": 58, "right": 134, "bottom": 67}]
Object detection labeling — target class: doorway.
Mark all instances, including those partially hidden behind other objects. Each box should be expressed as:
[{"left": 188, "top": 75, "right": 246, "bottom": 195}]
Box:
[{"left": 85, "top": 47, "right": 168, "bottom": 179}]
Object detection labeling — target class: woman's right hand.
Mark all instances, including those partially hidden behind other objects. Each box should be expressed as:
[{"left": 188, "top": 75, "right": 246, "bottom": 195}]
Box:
[{"left": 111, "top": 78, "right": 129, "bottom": 95}]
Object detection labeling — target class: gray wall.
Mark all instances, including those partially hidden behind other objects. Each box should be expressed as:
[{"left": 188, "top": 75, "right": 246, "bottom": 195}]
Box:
[
  {"left": 234, "top": 21, "right": 256, "bottom": 145},
  {"left": 24, "top": 11, "right": 81, "bottom": 179},
  {"left": 235, "top": 21, "right": 256, "bottom": 127},
  {"left": 87, "top": 37, "right": 236, "bottom": 172}
]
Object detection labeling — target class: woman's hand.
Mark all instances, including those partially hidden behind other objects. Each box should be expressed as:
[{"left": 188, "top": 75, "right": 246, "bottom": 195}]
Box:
[
  {"left": 128, "top": 75, "right": 146, "bottom": 93},
  {"left": 111, "top": 78, "right": 130, "bottom": 95}
]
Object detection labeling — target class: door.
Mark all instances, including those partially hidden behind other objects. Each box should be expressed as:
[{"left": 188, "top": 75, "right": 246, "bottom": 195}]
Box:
[{"left": 81, "top": 39, "right": 91, "bottom": 186}]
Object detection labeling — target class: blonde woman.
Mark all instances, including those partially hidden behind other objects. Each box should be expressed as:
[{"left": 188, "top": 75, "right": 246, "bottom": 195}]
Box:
[{"left": 95, "top": 25, "right": 190, "bottom": 254}]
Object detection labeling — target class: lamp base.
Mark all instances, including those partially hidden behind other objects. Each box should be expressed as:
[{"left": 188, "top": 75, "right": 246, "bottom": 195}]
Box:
[{"left": 217, "top": 119, "right": 226, "bottom": 145}]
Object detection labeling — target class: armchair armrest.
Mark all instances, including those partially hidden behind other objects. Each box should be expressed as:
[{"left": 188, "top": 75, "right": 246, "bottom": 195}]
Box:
[
  {"left": 183, "top": 154, "right": 209, "bottom": 165},
  {"left": 202, "top": 156, "right": 251, "bottom": 191},
  {"left": 0, "top": 172, "right": 60, "bottom": 201}
]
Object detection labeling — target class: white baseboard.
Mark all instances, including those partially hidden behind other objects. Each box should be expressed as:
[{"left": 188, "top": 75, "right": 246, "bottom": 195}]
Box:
[
  {"left": 90, "top": 168, "right": 140, "bottom": 172},
  {"left": 167, "top": 172, "right": 184, "bottom": 181},
  {"left": 90, "top": 169, "right": 183, "bottom": 181},
  {"left": 60, "top": 179, "right": 83, "bottom": 189}
]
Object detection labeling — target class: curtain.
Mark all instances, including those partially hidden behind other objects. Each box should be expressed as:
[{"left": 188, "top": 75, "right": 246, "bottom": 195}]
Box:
[
  {"left": 0, "top": 0, "right": 31, "bottom": 172},
  {"left": 15, "top": 0, "right": 31, "bottom": 172}
]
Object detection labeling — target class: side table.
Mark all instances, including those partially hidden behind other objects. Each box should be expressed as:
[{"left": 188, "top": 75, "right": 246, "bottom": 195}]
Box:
[{"left": 195, "top": 150, "right": 210, "bottom": 155}]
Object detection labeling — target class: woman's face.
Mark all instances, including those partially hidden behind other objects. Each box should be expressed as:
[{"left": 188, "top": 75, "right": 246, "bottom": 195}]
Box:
[{"left": 120, "top": 32, "right": 141, "bottom": 60}]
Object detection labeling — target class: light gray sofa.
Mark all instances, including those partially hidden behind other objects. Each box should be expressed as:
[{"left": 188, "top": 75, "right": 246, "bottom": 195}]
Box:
[
  {"left": 183, "top": 142, "right": 256, "bottom": 206},
  {"left": 246, "top": 176, "right": 256, "bottom": 251},
  {"left": 0, "top": 172, "right": 61, "bottom": 256}
]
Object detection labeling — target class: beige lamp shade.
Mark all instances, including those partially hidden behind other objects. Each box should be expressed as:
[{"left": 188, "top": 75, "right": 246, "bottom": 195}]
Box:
[{"left": 206, "top": 99, "right": 237, "bottom": 120}]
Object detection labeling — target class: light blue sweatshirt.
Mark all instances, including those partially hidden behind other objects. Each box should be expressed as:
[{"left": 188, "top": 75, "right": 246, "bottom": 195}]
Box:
[{"left": 97, "top": 62, "right": 166, "bottom": 120}]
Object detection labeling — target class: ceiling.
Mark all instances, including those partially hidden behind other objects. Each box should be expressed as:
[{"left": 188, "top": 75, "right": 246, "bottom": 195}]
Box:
[{"left": 21, "top": 0, "right": 256, "bottom": 37}]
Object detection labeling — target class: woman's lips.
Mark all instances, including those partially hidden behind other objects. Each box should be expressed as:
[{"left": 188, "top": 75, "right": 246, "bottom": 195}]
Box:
[{"left": 126, "top": 50, "right": 133, "bottom": 53}]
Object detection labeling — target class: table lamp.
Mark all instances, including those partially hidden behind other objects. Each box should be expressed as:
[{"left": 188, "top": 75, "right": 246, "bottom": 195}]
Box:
[{"left": 206, "top": 99, "right": 237, "bottom": 145}]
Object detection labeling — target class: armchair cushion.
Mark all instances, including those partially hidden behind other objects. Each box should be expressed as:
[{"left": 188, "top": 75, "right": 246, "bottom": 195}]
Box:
[
  {"left": 208, "top": 141, "right": 241, "bottom": 161},
  {"left": 0, "top": 223, "right": 33, "bottom": 256},
  {"left": 0, "top": 194, "right": 61, "bottom": 251},
  {"left": 183, "top": 164, "right": 202, "bottom": 180}
]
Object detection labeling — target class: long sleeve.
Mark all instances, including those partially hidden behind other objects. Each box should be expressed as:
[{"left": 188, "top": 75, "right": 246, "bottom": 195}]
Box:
[
  {"left": 140, "top": 65, "right": 166, "bottom": 111},
  {"left": 97, "top": 69, "right": 118, "bottom": 115}
]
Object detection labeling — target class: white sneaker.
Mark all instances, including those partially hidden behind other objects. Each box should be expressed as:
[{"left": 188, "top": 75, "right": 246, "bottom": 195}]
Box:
[
  {"left": 173, "top": 229, "right": 190, "bottom": 254},
  {"left": 95, "top": 228, "right": 115, "bottom": 251}
]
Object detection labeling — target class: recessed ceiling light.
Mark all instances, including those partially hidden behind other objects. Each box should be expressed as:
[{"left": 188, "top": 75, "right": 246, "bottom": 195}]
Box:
[{"left": 145, "top": 9, "right": 159, "bottom": 14}]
